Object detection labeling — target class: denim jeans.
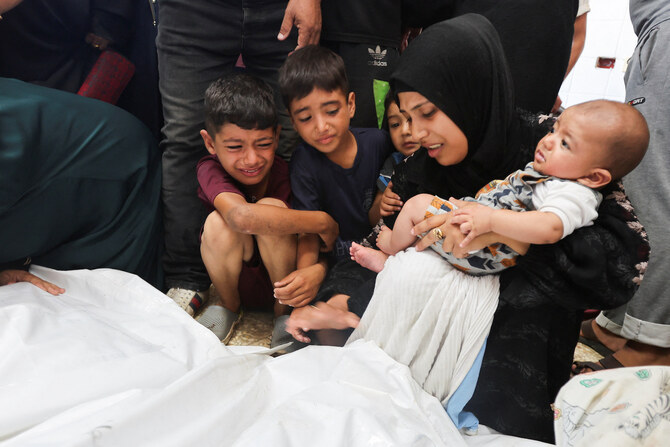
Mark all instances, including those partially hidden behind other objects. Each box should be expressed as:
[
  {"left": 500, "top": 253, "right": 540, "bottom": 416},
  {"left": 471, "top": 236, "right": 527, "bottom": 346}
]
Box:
[{"left": 157, "top": 0, "right": 297, "bottom": 291}]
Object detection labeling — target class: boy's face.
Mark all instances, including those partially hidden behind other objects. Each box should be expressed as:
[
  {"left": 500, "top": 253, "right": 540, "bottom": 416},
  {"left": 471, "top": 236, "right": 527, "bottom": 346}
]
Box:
[
  {"left": 288, "top": 88, "right": 355, "bottom": 155},
  {"left": 386, "top": 101, "right": 420, "bottom": 157},
  {"left": 534, "top": 108, "right": 610, "bottom": 185},
  {"left": 201, "top": 124, "right": 277, "bottom": 186}
]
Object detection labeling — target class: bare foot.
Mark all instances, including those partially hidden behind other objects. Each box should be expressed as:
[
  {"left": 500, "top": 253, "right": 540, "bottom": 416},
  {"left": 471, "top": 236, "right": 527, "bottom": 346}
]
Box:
[
  {"left": 375, "top": 225, "right": 394, "bottom": 254},
  {"left": 286, "top": 301, "right": 360, "bottom": 343},
  {"left": 350, "top": 242, "right": 389, "bottom": 273},
  {"left": 581, "top": 319, "right": 627, "bottom": 352}
]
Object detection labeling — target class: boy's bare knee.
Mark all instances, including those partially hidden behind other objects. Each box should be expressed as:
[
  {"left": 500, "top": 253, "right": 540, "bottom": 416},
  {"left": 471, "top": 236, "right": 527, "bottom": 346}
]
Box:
[
  {"left": 201, "top": 211, "right": 248, "bottom": 251},
  {"left": 255, "top": 197, "right": 288, "bottom": 209}
]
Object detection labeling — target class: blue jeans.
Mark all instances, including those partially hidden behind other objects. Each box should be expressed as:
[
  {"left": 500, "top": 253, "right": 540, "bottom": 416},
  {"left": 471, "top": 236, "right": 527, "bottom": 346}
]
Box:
[{"left": 157, "top": 0, "right": 297, "bottom": 291}]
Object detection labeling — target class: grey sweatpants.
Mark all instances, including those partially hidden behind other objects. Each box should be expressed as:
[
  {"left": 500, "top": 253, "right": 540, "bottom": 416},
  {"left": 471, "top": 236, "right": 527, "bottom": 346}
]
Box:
[{"left": 597, "top": 17, "right": 670, "bottom": 347}]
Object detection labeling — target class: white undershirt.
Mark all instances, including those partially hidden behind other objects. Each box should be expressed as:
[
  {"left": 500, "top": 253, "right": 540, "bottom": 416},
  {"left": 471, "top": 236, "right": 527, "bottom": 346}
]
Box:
[{"left": 531, "top": 179, "right": 602, "bottom": 238}]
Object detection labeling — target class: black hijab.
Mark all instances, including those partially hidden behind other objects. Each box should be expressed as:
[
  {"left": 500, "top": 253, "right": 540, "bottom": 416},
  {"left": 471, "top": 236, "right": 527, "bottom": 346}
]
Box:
[{"left": 389, "top": 14, "right": 527, "bottom": 201}]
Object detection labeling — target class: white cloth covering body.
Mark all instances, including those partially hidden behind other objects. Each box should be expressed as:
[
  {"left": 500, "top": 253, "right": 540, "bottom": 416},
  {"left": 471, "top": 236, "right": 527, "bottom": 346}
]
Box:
[{"left": 0, "top": 266, "right": 549, "bottom": 446}]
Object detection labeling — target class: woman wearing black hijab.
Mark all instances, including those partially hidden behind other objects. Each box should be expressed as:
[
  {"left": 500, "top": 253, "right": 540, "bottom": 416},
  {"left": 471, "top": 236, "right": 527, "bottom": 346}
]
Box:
[{"left": 289, "top": 14, "right": 648, "bottom": 443}]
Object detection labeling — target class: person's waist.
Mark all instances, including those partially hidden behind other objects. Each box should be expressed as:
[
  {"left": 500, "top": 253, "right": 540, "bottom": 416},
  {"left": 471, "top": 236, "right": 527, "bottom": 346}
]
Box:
[
  {"left": 633, "top": 10, "right": 670, "bottom": 42},
  {"left": 213, "top": 0, "right": 288, "bottom": 7}
]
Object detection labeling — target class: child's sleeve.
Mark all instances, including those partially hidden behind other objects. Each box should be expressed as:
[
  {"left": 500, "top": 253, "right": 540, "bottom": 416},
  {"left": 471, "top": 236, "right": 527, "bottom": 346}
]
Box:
[
  {"left": 196, "top": 154, "right": 244, "bottom": 208},
  {"left": 377, "top": 153, "right": 397, "bottom": 192},
  {"left": 289, "top": 148, "right": 321, "bottom": 212},
  {"left": 533, "top": 180, "right": 602, "bottom": 238},
  {"left": 267, "top": 157, "right": 292, "bottom": 208}
]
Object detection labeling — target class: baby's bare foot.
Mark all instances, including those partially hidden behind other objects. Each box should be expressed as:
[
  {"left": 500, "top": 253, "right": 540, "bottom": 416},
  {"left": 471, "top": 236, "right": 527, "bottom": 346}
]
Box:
[{"left": 350, "top": 242, "right": 389, "bottom": 273}]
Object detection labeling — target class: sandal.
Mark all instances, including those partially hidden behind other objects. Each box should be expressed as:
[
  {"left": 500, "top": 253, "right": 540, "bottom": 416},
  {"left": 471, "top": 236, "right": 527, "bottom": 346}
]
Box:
[
  {"left": 572, "top": 354, "right": 624, "bottom": 375},
  {"left": 579, "top": 319, "right": 614, "bottom": 357}
]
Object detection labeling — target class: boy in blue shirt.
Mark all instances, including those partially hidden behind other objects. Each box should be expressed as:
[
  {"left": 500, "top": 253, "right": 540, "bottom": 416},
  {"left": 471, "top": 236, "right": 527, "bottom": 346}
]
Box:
[{"left": 279, "top": 45, "right": 392, "bottom": 261}]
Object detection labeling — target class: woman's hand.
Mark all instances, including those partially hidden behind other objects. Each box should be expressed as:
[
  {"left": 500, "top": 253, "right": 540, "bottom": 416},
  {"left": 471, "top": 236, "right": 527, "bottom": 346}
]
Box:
[
  {"left": 0, "top": 269, "right": 65, "bottom": 295},
  {"left": 411, "top": 213, "right": 470, "bottom": 257},
  {"left": 380, "top": 182, "right": 403, "bottom": 216}
]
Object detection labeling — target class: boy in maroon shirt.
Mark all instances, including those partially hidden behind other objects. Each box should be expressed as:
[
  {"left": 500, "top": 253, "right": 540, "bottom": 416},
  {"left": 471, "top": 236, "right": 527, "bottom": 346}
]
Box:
[{"left": 194, "top": 74, "right": 337, "bottom": 348}]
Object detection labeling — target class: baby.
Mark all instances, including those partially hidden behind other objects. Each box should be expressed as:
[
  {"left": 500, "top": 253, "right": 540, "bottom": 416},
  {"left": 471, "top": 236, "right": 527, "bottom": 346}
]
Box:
[{"left": 352, "top": 99, "right": 649, "bottom": 275}]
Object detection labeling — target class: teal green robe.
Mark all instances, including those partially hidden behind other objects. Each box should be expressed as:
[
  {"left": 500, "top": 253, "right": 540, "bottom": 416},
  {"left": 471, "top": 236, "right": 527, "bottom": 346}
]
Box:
[{"left": 0, "top": 79, "right": 162, "bottom": 287}]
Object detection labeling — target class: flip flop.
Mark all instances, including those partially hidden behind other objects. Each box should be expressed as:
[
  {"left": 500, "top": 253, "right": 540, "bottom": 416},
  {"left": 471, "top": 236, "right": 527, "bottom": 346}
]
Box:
[
  {"left": 579, "top": 319, "right": 614, "bottom": 357},
  {"left": 572, "top": 354, "right": 624, "bottom": 375}
]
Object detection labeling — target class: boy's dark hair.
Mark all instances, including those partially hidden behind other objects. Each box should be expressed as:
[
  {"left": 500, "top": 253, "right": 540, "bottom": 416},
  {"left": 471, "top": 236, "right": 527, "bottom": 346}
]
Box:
[
  {"left": 278, "top": 45, "right": 349, "bottom": 109},
  {"left": 204, "top": 73, "right": 278, "bottom": 136},
  {"left": 381, "top": 90, "right": 396, "bottom": 131}
]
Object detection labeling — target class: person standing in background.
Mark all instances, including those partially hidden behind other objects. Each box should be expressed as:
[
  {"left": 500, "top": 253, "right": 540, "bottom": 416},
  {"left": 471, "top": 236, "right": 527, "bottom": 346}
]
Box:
[{"left": 579, "top": 0, "right": 670, "bottom": 371}]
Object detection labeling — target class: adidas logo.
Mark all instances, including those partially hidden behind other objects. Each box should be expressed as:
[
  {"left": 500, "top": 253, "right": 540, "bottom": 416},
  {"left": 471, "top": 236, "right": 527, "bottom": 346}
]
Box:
[{"left": 367, "top": 45, "right": 388, "bottom": 67}]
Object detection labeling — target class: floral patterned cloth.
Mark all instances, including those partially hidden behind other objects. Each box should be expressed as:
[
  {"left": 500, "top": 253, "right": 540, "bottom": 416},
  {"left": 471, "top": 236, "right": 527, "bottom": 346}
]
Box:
[{"left": 554, "top": 366, "right": 670, "bottom": 446}]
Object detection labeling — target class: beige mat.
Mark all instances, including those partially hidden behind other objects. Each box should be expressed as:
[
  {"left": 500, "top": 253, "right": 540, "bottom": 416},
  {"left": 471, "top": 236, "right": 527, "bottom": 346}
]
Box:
[{"left": 207, "top": 286, "right": 605, "bottom": 361}]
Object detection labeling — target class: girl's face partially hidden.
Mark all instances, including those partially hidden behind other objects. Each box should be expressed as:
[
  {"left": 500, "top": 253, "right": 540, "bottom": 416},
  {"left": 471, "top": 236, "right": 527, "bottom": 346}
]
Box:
[
  {"left": 397, "top": 91, "right": 468, "bottom": 166},
  {"left": 386, "top": 101, "right": 420, "bottom": 157}
]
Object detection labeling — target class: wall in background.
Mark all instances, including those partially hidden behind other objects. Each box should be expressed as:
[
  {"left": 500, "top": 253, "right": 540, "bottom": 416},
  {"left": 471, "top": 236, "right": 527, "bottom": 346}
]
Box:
[{"left": 558, "top": 0, "right": 637, "bottom": 108}]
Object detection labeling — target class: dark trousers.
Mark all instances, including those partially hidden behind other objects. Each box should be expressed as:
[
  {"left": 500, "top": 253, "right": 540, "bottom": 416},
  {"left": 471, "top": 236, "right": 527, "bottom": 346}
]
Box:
[{"left": 157, "top": 0, "right": 297, "bottom": 291}]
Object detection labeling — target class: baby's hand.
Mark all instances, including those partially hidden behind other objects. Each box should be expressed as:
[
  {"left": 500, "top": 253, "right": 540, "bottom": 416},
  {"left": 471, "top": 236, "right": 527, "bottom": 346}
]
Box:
[
  {"left": 450, "top": 198, "right": 494, "bottom": 248},
  {"left": 380, "top": 182, "right": 402, "bottom": 216},
  {"left": 375, "top": 225, "right": 393, "bottom": 254}
]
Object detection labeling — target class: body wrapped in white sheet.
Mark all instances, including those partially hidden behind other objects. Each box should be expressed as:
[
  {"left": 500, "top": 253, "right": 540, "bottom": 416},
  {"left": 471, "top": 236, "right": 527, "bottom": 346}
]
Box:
[
  {"left": 0, "top": 266, "right": 547, "bottom": 446},
  {"left": 348, "top": 248, "right": 500, "bottom": 404}
]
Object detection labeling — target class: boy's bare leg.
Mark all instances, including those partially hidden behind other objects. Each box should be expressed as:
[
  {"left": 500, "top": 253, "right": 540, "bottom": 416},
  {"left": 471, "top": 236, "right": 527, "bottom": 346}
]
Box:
[
  {"left": 286, "top": 294, "right": 360, "bottom": 343},
  {"left": 350, "top": 242, "right": 389, "bottom": 273},
  {"left": 200, "top": 211, "right": 253, "bottom": 313},
  {"left": 255, "top": 198, "right": 297, "bottom": 318}
]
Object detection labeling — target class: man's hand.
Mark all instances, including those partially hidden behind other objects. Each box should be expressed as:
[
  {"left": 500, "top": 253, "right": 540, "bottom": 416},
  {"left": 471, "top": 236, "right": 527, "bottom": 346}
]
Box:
[
  {"left": 0, "top": 269, "right": 65, "bottom": 295},
  {"left": 274, "top": 262, "right": 326, "bottom": 308},
  {"left": 380, "top": 182, "right": 403, "bottom": 216},
  {"left": 85, "top": 33, "right": 110, "bottom": 50},
  {"left": 278, "top": 0, "right": 321, "bottom": 50}
]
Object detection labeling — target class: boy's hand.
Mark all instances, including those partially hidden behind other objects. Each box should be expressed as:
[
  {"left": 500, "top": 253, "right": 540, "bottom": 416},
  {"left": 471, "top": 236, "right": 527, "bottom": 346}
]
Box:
[
  {"left": 450, "top": 198, "right": 494, "bottom": 248},
  {"left": 0, "top": 269, "right": 65, "bottom": 295},
  {"left": 278, "top": 0, "right": 321, "bottom": 49},
  {"left": 319, "top": 216, "right": 339, "bottom": 252},
  {"left": 380, "top": 182, "right": 403, "bottom": 216},
  {"left": 274, "top": 263, "right": 326, "bottom": 308}
]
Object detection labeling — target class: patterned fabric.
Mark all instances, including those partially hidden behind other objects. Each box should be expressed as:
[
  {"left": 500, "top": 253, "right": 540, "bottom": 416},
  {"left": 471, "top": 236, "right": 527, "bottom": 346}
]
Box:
[
  {"left": 426, "top": 163, "right": 553, "bottom": 275},
  {"left": 77, "top": 50, "right": 136, "bottom": 105},
  {"left": 554, "top": 366, "right": 670, "bottom": 446}
]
